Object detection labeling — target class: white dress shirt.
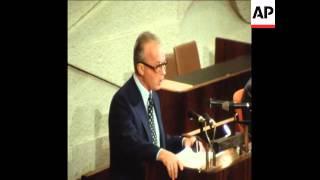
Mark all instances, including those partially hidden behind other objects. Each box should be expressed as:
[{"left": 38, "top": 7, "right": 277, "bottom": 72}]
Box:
[{"left": 133, "top": 74, "right": 160, "bottom": 147}]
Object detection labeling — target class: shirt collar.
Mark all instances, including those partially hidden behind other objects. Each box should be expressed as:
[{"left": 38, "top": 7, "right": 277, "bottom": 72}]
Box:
[{"left": 133, "top": 73, "right": 152, "bottom": 108}]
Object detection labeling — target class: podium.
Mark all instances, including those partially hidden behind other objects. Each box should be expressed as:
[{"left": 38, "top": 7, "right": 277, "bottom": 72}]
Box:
[
  {"left": 146, "top": 151, "right": 251, "bottom": 180},
  {"left": 145, "top": 117, "right": 251, "bottom": 180}
]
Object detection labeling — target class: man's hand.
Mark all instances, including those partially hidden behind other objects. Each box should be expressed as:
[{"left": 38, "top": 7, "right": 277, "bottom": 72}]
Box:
[{"left": 157, "top": 149, "right": 183, "bottom": 180}]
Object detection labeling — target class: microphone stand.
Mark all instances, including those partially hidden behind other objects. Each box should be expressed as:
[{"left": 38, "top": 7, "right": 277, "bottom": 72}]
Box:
[
  {"left": 205, "top": 113, "right": 217, "bottom": 167},
  {"left": 203, "top": 121, "right": 215, "bottom": 169},
  {"left": 209, "top": 123, "right": 216, "bottom": 167},
  {"left": 188, "top": 111, "right": 216, "bottom": 169},
  {"left": 196, "top": 117, "right": 215, "bottom": 170}
]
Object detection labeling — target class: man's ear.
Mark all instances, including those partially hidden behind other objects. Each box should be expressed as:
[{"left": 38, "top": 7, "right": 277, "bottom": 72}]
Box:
[{"left": 137, "top": 64, "right": 144, "bottom": 76}]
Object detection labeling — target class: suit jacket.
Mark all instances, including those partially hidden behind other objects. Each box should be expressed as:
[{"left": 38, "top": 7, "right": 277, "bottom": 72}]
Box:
[{"left": 108, "top": 76, "right": 183, "bottom": 180}]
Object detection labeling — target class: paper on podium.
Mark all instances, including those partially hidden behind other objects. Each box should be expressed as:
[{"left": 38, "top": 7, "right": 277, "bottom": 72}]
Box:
[
  {"left": 176, "top": 147, "right": 239, "bottom": 170},
  {"left": 176, "top": 147, "right": 209, "bottom": 170}
]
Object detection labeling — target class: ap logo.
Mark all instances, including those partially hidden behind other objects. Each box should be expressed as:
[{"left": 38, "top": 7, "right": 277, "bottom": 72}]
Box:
[{"left": 251, "top": 0, "right": 275, "bottom": 28}]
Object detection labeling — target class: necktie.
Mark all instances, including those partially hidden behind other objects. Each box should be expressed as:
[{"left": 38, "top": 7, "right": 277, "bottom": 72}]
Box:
[{"left": 147, "top": 93, "right": 158, "bottom": 145}]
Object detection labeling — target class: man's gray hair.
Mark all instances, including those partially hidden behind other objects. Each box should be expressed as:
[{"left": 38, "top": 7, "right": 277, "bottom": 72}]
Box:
[{"left": 133, "top": 31, "right": 160, "bottom": 73}]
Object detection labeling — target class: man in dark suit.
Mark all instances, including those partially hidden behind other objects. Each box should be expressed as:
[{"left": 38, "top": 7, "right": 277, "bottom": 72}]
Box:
[{"left": 109, "top": 32, "right": 198, "bottom": 180}]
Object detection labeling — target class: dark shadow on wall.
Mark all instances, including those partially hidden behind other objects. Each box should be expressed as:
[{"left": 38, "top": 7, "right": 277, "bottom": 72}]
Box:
[{"left": 94, "top": 109, "right": 109, "bottom": 170}]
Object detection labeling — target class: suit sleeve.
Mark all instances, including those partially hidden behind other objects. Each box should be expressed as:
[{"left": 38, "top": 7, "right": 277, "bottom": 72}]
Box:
[
  {"left": 109, "top": 93, "right": 160, "bottom": 162},
  {"left": 165, "top": 134, "right": 183, "bottom": 153}
]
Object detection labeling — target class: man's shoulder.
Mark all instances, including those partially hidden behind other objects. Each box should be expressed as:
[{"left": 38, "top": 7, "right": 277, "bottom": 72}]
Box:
[
  {"left": 112, "top": 76, "right": 136, "bottom": 101},
  {"left": 117, "top": 76, "right": 134, "bottom": 93}
]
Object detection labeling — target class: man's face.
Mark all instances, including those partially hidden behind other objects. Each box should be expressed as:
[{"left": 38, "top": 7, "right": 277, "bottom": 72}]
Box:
[{"left": 140, "top": 40, "right": 166, "bottom": 91}]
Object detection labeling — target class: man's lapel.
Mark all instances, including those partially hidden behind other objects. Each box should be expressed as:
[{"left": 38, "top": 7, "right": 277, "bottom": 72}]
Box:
[
  {"left": 128, "top": 76, "right": 153, "bottom": 142},
  {"left": 133, "top": 100, "right": 153, "bottom": 142},
  {"left": 153, "top": 93, "right": 166, "bottom": 148}
]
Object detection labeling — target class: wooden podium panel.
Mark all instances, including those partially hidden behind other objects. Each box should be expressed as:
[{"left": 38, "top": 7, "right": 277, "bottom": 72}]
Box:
[{"left": 180, "top": 154, "right": 251, "bottom": 180}]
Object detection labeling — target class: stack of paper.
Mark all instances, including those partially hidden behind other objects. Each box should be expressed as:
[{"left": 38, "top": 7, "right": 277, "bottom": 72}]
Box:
[{"left": 176, "top": 147, "right": 208, "bottom": 170}]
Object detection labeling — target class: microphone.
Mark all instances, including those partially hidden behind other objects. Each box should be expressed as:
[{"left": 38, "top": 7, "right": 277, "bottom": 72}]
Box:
[
  {"left": 208, "top": 99, "right": 225, "bottom": 109},
  {"left": 188, "top": 111, "right": 206, "bottom": 124},
  {"left": 222, "top": 101, "right": 251, "bottom": 112},
  {"left": 203, "top": 113, "right": 216, "bottom": 126},
  {"left": 204, "top": 113, "right": 217, "bottom": 142},
  {"left": 209, "top": 98, "right": 251, "bottom": 111}
]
